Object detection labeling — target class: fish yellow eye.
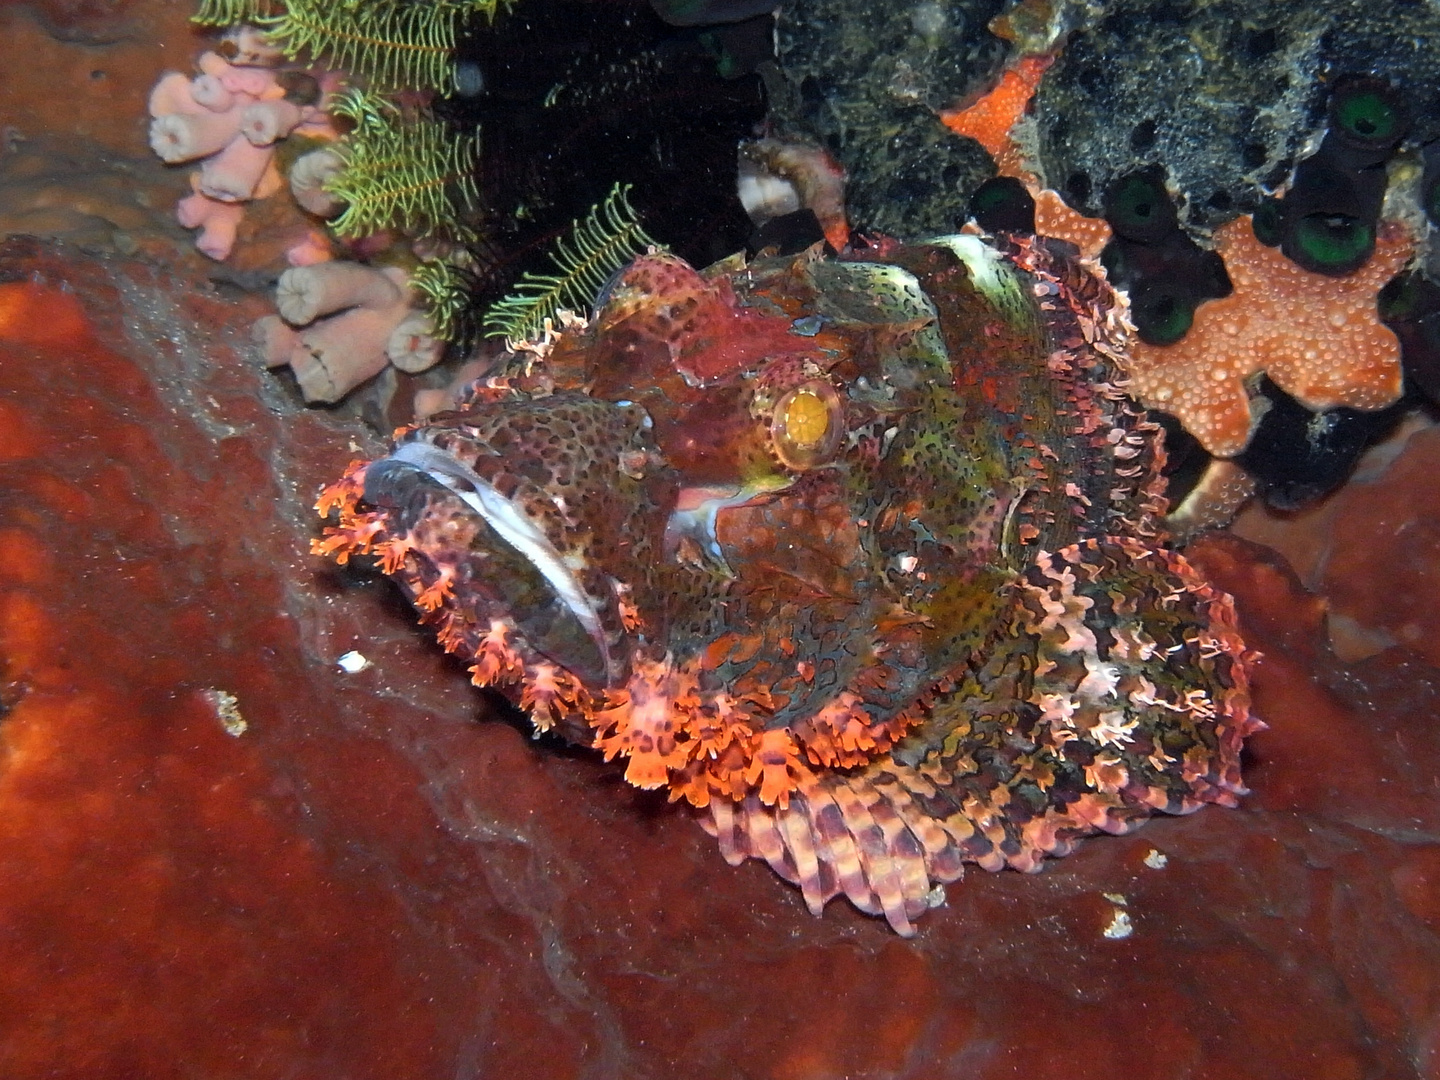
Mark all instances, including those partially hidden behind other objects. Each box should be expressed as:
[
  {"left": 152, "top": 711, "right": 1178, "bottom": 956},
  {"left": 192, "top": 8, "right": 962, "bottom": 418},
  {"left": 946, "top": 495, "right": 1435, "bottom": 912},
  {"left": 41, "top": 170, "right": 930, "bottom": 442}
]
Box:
[
  {"left": 770, "top": 381, "right": 843, "bottom": 469},
  {"left": 785, "top": 389, "right": 829, "bottom": 445}
]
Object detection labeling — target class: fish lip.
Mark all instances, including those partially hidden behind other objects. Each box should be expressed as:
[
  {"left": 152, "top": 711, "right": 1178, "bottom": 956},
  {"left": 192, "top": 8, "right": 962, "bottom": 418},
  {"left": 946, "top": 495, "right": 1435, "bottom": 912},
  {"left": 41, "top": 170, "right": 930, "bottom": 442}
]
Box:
[{"left": 382, "top": 439, "right": 619, "bottom": 685}]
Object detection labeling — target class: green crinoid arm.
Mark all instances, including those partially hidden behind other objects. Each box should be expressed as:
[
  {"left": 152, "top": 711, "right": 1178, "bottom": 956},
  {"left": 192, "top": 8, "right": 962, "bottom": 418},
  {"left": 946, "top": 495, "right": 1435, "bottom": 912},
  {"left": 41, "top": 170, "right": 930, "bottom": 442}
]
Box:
[
  {"left": 484, "top": 184, "right": 660, "bottom": 344},
  {"left": 191, "top": 0, "right": 280, "bottom": 26},
  {"left": 259, "top": 0, "right": 504, "bottom": 93},
  {"left": 412, "top": 258, "right": 475, "bottom": 344},
  {"left": 324, "top": 89, "right": 481, "bottom": 241}
]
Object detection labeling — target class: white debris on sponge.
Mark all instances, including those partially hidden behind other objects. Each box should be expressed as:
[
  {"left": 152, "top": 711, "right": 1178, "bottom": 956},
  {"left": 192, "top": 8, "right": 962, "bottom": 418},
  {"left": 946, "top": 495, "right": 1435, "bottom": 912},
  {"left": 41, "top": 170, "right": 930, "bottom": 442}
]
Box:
[
  {"left": 201, "top": 688, "right": 247, "bottom": 737},
  {"left": 1103, "top": 908, "right": 1134, "bottom": 939},
  {"left": 337, "top": 650, "right": 372, "bottom": 674},
  {"left": 1101, "top": 892, "right": 1133, "bottom": 939}
]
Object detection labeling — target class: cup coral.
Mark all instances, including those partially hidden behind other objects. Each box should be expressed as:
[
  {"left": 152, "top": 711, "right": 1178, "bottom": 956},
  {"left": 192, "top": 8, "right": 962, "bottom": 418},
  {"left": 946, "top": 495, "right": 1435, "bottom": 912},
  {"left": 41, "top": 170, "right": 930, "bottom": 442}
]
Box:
[
  {"left": 175, "top": 176, "right": 248, "bottom": 261},
  {"left": 256, "top": 261, "right": 441, "bottom": 403},
  {"left": 147, "top": 49, "right": 330, "bottom": 260}
]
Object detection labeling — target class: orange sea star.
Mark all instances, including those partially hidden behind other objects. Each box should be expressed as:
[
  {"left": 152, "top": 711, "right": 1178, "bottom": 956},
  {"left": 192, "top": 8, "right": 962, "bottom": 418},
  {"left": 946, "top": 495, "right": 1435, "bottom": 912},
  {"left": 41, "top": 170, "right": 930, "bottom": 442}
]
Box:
[
  {"left": 938, "top": 52, "right": 1112, "bottom": 259},
  {"left": 939, "top": 54, "right": 1053, "bottom": 174},
  {"left": 1034, "top": 188, "right": 1112, "bottom": 259},
  {"left": 1123, "top": 216, "right": 1413, "bottom": 457}
]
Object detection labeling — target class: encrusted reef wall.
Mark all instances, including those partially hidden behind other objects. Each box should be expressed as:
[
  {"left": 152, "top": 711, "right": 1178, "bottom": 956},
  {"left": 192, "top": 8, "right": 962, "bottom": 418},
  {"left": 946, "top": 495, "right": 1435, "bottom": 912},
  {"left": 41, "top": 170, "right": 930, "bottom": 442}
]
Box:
[
  {"left": 1034, "top": 0, "right": 1440, "bottom": 224},
  {"left": 770, "top": 0, "right": 1008, "bottom": 235}
]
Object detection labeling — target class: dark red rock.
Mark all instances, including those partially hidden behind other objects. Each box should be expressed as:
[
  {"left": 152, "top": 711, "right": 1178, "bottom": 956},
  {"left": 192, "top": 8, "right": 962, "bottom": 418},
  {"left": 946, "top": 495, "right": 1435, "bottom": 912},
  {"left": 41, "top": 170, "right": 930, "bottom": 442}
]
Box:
[
  {"left": 1235, "top": 418, "right": 1440, "bottom": 666},
  {"left": 0, "top": 5, "right": 200, "bottom": 154},
  {"left": 13, "top": 0, "right": 147, "bottom": 43},
  {"left": 1320, "top": 425, "right": 1440, "bottom": 666},
  {"left": 0, "top": 239, "right": 1437, "bottom": 1079}
]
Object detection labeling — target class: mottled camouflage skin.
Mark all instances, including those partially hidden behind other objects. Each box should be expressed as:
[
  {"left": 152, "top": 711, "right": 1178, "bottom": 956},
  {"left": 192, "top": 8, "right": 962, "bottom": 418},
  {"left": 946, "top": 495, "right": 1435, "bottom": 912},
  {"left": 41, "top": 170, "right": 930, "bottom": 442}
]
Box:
[{"left": 316, "top": 234, "right": 1257, "bottom": 934}]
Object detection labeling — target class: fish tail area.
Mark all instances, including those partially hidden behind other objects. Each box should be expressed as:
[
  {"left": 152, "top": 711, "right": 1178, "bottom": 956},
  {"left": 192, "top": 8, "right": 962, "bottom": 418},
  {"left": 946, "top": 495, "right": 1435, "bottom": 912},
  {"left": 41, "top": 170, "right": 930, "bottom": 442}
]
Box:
[
  {"left": 700, "top": 536, "right": 1260, "bottom": 936},
  {"left": 701, "top": 768, "right": 962, "bottom": 937}
]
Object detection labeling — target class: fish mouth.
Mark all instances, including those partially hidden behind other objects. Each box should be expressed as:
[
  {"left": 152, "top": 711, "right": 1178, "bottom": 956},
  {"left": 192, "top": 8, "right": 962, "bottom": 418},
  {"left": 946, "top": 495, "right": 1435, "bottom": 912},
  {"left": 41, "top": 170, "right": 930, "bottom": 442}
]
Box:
[{"left": 366, "top": 439, "right": 619, "bottom": 686}]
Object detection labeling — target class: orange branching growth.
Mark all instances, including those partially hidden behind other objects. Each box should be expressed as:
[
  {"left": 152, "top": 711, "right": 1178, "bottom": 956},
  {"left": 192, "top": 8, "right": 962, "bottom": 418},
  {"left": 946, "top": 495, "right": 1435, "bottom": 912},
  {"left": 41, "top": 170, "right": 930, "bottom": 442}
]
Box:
[
  {"left": 1125, "top": 217, "right": 1413, "bottom": 457},
  {"left": 314, "top": 464, "right": 367, "bottom": 517},
  {"left": 579, "top": 654, "right": 919, "bottom": 809},
  {"left": 791, "top": 690, "right": 915, "bottom": 770},
  {"left": 310, "top": 511, "right": 386, "bottom": 564},
  {"left": 434, "top": 611, "right": 467, "bottom": 654},
  {"left": 413, "top": 566, "right": 456, "bottom": 611},
  {"left": 519, "top": 662, "right": 582, "bottom": 733},
  {"left": 592, "top": 658, "right": 698, "bottom": 789},
  {"left": 940, "top": 54, "right": 1053, "bottom": 174},
  {"left": 470, "top": 619, "right": 523, "bottom": 687},
  {"left": 310, "top": 465, "right": 379, "bottom": 564},
  {"left": 375, "top": 534, "right": 417, "bottom": 576},
  {"left": 745, "top": 728, "right": 809, "bottom": 807}
]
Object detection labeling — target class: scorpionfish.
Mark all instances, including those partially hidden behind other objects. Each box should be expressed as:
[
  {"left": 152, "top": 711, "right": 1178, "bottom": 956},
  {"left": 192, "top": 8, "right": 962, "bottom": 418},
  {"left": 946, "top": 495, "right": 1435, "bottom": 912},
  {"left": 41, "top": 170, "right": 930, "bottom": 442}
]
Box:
[{"left": 315, "top": 233, "right": 1259, "bottom": 935}]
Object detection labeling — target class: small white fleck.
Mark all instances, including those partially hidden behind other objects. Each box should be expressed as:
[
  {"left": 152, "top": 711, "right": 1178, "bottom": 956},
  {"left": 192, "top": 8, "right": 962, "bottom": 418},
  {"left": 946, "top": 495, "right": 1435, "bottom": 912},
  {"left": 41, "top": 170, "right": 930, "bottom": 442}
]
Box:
[
  {"left": 1102, "top": 908, "right": 1134, "bottom": 939},
  {"left": 1143, "top": 848, "right": 1169, "bottom": 869},
  {"left": 1102, "top": 892, "right": 1128, "bottom": 906},
  {"left": 202, "top": 688, "right": 246, "bottom": 737},
  {"left": 337, "top": 650, "right": 372, "bottom": 674},
  {"left": 910, "top": 1, "right": 947, "bottom": 36},
  {"left": 925, "top": 883, "right": 947, "bottom": 909}
]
